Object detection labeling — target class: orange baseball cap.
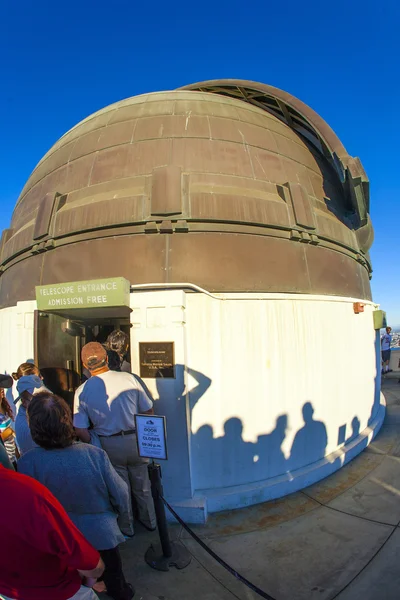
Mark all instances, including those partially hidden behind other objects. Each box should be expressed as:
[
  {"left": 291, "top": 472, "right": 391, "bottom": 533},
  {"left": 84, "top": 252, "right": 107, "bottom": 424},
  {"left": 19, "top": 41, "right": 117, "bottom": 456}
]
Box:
[{"left": 81, "top": 342, "right": 107, "bottom": 369}]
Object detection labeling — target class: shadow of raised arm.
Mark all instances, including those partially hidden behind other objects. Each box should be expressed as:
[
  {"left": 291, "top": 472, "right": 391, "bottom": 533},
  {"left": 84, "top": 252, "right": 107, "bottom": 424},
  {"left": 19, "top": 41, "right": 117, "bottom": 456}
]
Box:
[{"left": 186, "top": 366, "right": 212, "bottom": 410}]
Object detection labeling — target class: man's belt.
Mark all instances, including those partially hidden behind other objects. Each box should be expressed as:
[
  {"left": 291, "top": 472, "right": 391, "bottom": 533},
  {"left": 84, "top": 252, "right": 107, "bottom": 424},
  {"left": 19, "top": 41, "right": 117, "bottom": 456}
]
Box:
[{"left": 99, "top": 429, "right": 136, "bottom": 438}]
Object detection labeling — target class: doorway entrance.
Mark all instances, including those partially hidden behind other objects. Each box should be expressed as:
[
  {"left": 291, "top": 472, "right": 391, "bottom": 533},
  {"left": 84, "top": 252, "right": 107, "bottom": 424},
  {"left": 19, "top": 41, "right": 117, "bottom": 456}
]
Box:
[{"left": 34, "top": 310, "right": 131, "bottom": 409}]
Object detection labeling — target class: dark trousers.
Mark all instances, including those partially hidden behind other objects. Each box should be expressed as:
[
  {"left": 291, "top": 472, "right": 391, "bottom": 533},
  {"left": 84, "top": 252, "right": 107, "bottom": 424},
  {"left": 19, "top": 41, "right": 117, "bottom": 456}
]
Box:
[{"left": 99, "top": 547, "right": 134, "bottom": 600}]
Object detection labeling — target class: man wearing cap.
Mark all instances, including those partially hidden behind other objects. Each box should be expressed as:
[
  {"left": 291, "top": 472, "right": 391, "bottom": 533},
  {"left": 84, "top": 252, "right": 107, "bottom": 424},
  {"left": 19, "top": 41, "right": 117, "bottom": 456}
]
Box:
[
  {"left": 15, "top": 375, "right": 47, "bottom": 455},
  {"left": 74, "top": 342, "right": 156, "bottom": 533}
]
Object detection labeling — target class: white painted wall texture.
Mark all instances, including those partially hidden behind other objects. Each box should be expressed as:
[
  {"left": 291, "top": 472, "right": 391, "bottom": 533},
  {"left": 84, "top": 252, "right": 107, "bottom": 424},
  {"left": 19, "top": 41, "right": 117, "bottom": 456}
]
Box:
[
  {"left": 129, "top": 289, "right": 384, "bottom": 518},
  {"left": 0, "top": 301, "right": 36, "bottom": 368},
  {"left": 0, "top": 292, "right": 384, "bottom": 521},
  {"left": 0, "top": 301, "right": 36, "bottom": 413},
  {"left": 185, "top": 294, "right": 382, "bottom": 496}
]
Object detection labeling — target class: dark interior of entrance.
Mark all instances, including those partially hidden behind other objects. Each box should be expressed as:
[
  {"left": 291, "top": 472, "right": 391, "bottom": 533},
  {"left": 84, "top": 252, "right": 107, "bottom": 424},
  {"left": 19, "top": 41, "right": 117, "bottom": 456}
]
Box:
[{"left": 34, "top": 311, "right": 131, "bottom": 409}]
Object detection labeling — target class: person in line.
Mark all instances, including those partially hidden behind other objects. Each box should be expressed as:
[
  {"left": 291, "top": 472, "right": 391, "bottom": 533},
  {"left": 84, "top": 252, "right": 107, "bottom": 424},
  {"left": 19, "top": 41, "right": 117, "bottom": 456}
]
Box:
[
  {"left": 0, "top": 463, "right": 104, "bottom": 600},
  {"left": 381, "top": 326, "right": 393, "bottom": 374},
  {"left": 74, "top": 342, "right": 156, "bottom": 533},
  {"left": 19, "top": 391, "right": 134, "bottom": 600},
  {"left": 12, "top": 361, "right": 41, "bottom": 382},
  {"left": 0, "top": 387, "right": 17, "bottom": 466},
  {"left": 15, "top": 373, "right": 47, "bottom": 455},
  {"left": 0, "top": 375, "right": 15, "bottom": 470},
  {"left": 0, "top": 436, "right": 13, "bottom": 469},
  {"left": 105, "top": 330, "right": 131, "bottom": 373},
  {"left": 106, "top": 348, "right": 154, "bottom": 403},
  {"left": 83, "top": 331, "right": 130, "bottom": 381},
  {"left": 0, "top": 374, "right": 13, "bottom": 391}
]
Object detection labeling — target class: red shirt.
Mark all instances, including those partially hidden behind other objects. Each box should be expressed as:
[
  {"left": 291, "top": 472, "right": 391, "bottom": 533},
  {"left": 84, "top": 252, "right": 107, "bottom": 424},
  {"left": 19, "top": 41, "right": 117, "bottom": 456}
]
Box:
[{"left": 0, "top": 466, "right": 100, "bottom": 600}]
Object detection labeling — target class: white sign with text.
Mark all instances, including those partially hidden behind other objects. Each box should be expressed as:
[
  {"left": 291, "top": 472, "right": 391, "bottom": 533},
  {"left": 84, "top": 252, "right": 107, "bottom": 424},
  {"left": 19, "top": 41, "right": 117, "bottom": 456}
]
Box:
[{"left": 135, "top": 414, "right": 167, "bottom": 460}]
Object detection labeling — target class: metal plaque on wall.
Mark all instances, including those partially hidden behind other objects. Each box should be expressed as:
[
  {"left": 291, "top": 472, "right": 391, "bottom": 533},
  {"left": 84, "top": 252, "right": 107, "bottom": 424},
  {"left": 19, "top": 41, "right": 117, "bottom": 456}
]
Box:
[{"left": 139, "top": 342, "right": 175, "bottom": 378}]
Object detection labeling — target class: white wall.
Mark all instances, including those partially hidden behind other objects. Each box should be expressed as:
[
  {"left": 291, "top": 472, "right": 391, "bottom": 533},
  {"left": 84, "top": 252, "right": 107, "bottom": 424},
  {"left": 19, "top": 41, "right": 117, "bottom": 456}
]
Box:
[
  {"left": 0, "top": 293, "right": 381, "bottom": 519},
  {"left": 184, "top": 294, "right": 381, "bottom": 492},
  {"left": 0, "top": 301, "right": 36, "bottom": 411},
  {"left": 129, "top": 290, "right": 193, "bottom": 502},
  {"left": 129, "top": 289, "right": 382, "bottom": 515}
]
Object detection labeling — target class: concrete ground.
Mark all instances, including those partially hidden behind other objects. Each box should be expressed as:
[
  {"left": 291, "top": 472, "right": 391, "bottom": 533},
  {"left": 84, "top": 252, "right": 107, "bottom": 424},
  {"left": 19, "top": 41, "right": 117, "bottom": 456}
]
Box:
[{"left": 101, "top": 375, "right": 400, "bottom": 600}]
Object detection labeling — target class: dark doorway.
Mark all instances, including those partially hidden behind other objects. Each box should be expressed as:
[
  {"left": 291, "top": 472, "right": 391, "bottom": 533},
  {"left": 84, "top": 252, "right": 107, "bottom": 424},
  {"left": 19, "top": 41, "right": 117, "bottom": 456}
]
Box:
[{"left": 34, "top": 310, "right": 131, "bottom": 409}]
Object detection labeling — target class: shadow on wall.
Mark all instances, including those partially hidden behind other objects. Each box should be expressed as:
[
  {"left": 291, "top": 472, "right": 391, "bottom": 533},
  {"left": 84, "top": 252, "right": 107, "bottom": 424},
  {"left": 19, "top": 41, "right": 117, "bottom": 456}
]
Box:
[
  {"left": 369, "top": 331, "right": 382, "bottom": 427},
  {"left": 191, "top": 395, "right": 331, "bottom": 489},
  {"left": 159, "top": 356, "right": 383, "bottom": 493},
  {"left": 157, "top": 364, "right": 332, "bottom": 489},
  {"left": 155, "top": 364, "right": 212, "bottom": 414}
]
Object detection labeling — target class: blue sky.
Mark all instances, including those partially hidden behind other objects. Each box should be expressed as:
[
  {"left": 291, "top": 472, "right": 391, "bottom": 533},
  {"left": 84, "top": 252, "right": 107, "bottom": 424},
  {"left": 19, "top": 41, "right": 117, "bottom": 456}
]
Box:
[{"left": 1, "top": 0, "right": 399, "bottom": 321}]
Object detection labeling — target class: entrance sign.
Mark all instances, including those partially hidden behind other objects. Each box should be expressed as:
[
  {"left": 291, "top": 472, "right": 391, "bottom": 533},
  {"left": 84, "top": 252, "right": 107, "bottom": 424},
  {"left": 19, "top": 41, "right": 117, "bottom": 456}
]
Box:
[
  {"left": 139, "top": 342, "right": 175, "bottom": 378},
  {"left": 35, "top": 277, "right": 130, "bottom": 310},
  {"left": 135, "top": 414, "right": 168, "bottom": 460}
]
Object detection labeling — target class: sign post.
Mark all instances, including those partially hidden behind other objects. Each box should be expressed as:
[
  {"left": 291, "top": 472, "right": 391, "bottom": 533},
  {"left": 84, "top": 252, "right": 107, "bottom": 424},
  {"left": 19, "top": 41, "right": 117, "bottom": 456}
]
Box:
[{"left": 135, "top": 414, "right": 191, "bottom": 572}]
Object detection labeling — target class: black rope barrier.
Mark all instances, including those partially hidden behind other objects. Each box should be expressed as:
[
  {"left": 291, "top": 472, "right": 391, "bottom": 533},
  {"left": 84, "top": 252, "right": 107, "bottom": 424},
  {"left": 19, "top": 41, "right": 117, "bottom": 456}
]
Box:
[{"left": 160, "top": 494, "right": 278, "bottom": 600}]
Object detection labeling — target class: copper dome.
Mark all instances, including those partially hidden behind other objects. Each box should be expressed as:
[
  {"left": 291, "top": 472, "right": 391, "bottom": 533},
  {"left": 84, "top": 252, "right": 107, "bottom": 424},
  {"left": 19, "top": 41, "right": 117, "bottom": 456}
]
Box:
[{"left": 0, "top": 80, "right": 373, "bottom": 307}]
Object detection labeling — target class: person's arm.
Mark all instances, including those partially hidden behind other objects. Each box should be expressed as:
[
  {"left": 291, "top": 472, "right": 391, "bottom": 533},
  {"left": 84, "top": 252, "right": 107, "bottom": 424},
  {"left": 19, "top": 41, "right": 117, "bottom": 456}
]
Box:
[
  {"left": 133, "top": 374, "right": 154, "bottom": 401},
  {"left": 75, "top": 428, "right": 91, "bottom": 443},
  {"left": 78, "top": 563, "right": 104, "bottom": 590},
  {"left": 78, "top": 557, "right": 104, "bottom": 579},
  {"left": 101, "top": 451, "right": 132, "bottom": 534},
  {"left": 186, "top": 366, "right": 212, "bottom": 410},
  {"left": 137, "top": 383, "right": 154, "bottom": 415},
  {"left": 73, "top": 388, "right": 91, "bottom": 443}
]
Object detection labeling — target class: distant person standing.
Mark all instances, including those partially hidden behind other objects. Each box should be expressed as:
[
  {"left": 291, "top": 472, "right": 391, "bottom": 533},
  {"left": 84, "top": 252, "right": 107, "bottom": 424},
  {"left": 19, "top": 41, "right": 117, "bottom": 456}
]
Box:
[
  {"left": 381, "top": 326, "right": 393, "bottom": 374},
  {"left": 74, "top": 342, "right": 156, "bottom": 534}
]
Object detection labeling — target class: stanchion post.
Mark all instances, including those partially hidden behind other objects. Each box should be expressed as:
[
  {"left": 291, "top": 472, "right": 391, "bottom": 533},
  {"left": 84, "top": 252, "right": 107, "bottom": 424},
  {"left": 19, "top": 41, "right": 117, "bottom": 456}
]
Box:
[
  {"left": 148, "top": 462, "right": 172, "bottom": 557},
  {"left": 144, "top": 461, "right": 191, "bottom": 572}
]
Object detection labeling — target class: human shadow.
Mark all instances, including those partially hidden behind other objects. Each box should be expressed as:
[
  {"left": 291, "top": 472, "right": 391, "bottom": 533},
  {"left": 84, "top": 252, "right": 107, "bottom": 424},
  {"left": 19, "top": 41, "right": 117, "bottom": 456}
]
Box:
[
  {"left": 288, "top": 402, "right": 328, "bottom": 472},
  {"left": 368, "top": 330, "right": 383, "bottom": 427},
  {"left": 347, "top": 416, "right": 361, "bottom": 444},
  {"left": 192, "top": 396, "right": 331, "bottom": 491},
  {"left": 192, "top": 408, "right": 289, "bottom": 489},
  {"left": 255, "top": 415, "right": 288, "bottom": 481},
  {"left": 154, "top": 364, "right": 212, "bottom": 412},
  {"left": 192, "top": 417, "right": 255, "bottom": 489},
  {"left": 154, "top": 365, "right": 211, "bottom": 493},
  {"left": 216, "top": 415, "right": 289, "bottom": 488},
  {"left": 218, "top": 418, "right": 257, "bottom": 487}
]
